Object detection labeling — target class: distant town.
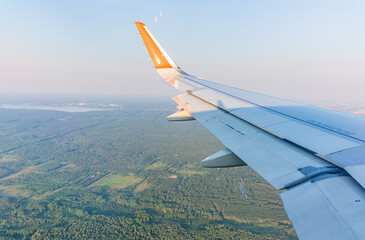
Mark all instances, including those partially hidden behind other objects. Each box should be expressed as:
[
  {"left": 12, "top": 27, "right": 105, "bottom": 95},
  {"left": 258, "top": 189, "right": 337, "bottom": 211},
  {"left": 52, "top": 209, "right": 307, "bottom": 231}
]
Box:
[{"left": 64, "top": 102, "right": 122, "bottom": 109}]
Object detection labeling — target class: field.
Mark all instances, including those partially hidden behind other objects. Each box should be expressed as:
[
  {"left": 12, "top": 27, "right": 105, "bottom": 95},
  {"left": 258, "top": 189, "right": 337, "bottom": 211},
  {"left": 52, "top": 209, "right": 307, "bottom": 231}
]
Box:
[{"left": 97, "top": 175, "right": 143, "bottom": 189}]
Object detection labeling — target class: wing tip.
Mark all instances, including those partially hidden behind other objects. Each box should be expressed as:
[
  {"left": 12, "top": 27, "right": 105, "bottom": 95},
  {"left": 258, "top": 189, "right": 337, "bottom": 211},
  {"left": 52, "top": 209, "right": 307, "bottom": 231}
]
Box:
[
  {"left": 135, "top": 22, "right": 145, "bottom": 27},
  {"left": 135, "top": 21, "right": 175, "bottom": 69}
]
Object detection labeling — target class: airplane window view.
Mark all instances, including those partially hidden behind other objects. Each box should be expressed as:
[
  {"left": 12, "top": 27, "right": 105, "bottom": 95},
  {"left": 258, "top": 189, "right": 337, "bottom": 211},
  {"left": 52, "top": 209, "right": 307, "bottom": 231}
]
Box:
[{"left": 1, "top": 1, "right": 364, "bottom": 239}]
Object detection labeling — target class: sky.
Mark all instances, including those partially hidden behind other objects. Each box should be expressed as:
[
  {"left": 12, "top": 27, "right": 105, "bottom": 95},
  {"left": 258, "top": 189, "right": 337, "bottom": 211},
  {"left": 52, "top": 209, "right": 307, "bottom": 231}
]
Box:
[{"left": 1, "top": 0, "right": 365, "bottom": 103}]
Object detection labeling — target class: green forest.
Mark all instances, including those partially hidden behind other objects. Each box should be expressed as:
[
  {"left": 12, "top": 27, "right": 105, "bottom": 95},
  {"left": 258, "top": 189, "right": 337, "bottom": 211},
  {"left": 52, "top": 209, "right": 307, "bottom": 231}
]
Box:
[{"left": 0, "top": 99, "right": 297, "bottom": 239}]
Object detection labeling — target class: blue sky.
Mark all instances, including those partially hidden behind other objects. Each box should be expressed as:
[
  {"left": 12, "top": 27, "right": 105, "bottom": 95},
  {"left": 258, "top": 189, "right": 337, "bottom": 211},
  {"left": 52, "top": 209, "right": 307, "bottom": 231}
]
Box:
[{"left": 1, "top": 0, "right": 364, "bottom": 102}]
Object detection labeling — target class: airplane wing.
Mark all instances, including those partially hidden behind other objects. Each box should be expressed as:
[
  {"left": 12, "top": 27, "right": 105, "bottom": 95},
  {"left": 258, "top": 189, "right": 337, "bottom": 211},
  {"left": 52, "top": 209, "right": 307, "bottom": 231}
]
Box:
[{"left": 135, "top": 22, "right": 365, "bottom": 240}]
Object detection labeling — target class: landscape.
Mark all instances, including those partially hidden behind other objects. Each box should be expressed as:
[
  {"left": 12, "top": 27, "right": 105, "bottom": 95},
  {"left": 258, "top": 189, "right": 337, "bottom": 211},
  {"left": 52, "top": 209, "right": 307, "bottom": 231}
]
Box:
[
  {"left": 1, "top": 1, "right": 364, "bottom": 239},
  {"left": 0, "top": 96, "right": 298, "bottom": 239}
]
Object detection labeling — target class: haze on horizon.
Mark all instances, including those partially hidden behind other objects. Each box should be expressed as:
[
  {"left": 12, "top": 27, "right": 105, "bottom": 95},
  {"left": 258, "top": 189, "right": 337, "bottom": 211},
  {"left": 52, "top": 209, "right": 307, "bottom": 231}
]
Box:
[{"left": 1, "top": 0, "right": 365, "bottom": 103}]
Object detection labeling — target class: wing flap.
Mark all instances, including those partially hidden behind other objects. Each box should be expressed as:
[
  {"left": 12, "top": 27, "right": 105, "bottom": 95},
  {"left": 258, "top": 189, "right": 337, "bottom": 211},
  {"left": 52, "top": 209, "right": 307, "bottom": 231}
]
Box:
[{"left": 281, "top": 175, "right": 365, "bottom": 240}]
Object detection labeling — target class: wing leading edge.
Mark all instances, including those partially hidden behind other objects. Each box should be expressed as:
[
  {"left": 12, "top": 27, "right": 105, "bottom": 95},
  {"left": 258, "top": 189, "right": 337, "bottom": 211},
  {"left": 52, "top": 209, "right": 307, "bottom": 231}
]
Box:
[{"left": 135, "top": 22, "right": 365, "bottom": 240}]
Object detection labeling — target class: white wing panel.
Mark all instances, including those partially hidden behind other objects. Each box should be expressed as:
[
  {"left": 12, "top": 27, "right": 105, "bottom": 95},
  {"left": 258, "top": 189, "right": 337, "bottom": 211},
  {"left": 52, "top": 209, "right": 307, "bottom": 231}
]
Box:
[
  {"left": 327, "top": 146, "right": 365, "bottom": 188},
  {"left": 268, "top": 121, "right": 360, "bottom": 155},
  {"left": 190, "top": 87, "right": 360, "bottom": 156},
  {"left": 177, "top": 94, "right": 333, "bottom": 189},
  {"left": 231, "top": 108, "right": 291, "bottom": 128},
  {"left": 281, "top": 175, "right": 365, "bottom": 240},
  {"left": 187, "top": 76, "right": 365, "bottom": 142},
  {"left": 191, "top": 87, "right": 252, "bottom": 110}
]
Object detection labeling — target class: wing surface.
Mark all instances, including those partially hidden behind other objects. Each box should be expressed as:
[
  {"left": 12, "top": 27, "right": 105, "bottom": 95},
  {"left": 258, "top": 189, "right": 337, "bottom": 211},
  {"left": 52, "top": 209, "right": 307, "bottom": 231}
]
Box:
[{"left": 135, "top": 22, "right": 365, "bottom": 240}]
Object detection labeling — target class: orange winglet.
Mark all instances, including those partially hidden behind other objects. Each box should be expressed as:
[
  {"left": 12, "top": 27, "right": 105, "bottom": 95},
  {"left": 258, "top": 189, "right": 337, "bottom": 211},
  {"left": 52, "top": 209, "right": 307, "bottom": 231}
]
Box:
[{"left": 135, "top": 22, "right": 173, "bottom": 69}]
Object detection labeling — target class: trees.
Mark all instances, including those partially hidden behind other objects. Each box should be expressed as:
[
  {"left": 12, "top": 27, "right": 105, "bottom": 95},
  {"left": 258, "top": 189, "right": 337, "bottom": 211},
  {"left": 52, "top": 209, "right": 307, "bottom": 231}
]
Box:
[{"left": 0, "top": 105, "right": 297, "bottom": 239}]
